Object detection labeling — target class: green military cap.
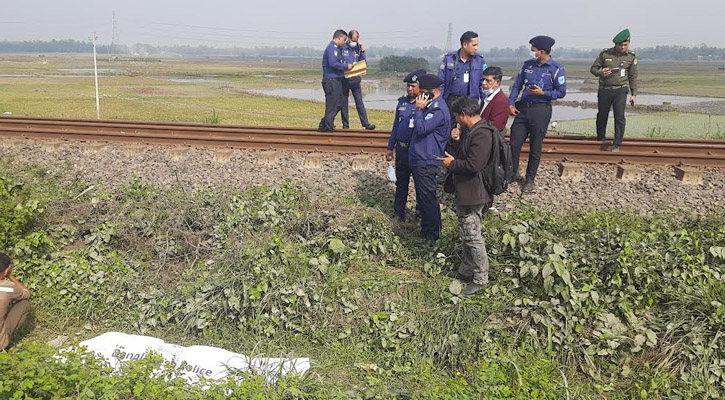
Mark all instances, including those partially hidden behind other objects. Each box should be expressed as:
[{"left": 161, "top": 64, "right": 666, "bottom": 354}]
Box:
[{"left": 613, "top": 29, "right": 631, "bottom": 44}]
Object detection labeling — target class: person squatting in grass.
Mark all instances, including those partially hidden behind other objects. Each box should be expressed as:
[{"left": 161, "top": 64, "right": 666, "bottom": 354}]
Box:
[
  {"left": 437, "top": 97, "right": 494, "bottom": 295},
  {"left": 0, "top": 252, "right": 31, "bottom": 350}
]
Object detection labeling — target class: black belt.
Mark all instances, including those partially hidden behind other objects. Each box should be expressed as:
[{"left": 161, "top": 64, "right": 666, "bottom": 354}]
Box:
[
  {"left": 397, "top": 142, "right": 410, "bottom": 148},
  {"left": 519, "top": 102, "right": 550, "bottom": 108},
  {"left": 600, "top": 85, "right": 628, "bottom": 90}
]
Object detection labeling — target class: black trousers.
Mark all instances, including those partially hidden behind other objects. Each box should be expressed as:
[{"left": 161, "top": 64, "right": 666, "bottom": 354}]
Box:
[
  {"left": 510, "top": 102, "right": 552, "bottom": 181},
  {"left": 411, "top": 164, "right": 441, "bottom": 240},
  {"left": 596, "top": 88, "right": 628, "bottom": 145},
  {"left": 393, "top": 145, "right": 412, "bottom": 221},
  {"left": 341, "top": 77, "right": 370, "bottom": 128},
  {"left": 318, "top": 77, "right": 344, "bottom": 131}
]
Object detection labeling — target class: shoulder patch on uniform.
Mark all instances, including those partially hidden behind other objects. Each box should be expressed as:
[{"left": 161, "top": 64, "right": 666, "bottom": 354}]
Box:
[
  {"left": 482, "top": 63, "right": 488, "bottom": 70},
  {"left": 425, "top": 113, "right": 434, "bottom": 120},
  {"left": 558, "top": 76, "right": 566, "bottom": 84},
  {"left": 633, "top": 59, "right": 638, "bottom": 65},
  {"left": 334, "top": 50, "right": 338, "bottom": 56},
  {"left": 433, "top": 102, "right": 439, "bottom": 108},
  {"left": 447, "top": 62, "right": 454, "bottom": 68}
]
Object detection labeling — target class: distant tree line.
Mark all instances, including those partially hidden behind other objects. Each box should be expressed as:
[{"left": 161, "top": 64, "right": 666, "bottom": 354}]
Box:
[
  {"left": 0, "top": 40, "right": 723, "bottom": 61},
  {"left": 379, "top": 56, "right": 429, "bottom": 72}
]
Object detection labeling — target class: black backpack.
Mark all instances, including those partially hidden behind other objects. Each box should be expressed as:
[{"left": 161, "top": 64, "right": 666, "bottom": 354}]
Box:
[{"left": 481, "top": 123, "right": 513, "bottom": 195}]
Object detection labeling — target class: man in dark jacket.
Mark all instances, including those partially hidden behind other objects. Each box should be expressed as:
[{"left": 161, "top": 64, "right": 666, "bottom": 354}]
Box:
[{"left": 438, "top": 97, "right": 493, "bottom": 295}]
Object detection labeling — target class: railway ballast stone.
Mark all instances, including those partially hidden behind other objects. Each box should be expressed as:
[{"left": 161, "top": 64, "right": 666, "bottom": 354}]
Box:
[{"left": 1, "top": 141, "right": 723, "bottom": 216}]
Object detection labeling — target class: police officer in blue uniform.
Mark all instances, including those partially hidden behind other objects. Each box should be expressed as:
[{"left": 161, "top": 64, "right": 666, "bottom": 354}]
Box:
[
  {"left": 341, "top": 30, "right": 375, "bottom": 130},
  {"left": 318, "top": 29, "right": 353, "bottom": 132},
  {"left": 386, "top": 69, "right": 426, "bottom": 221},
  {"left": 409, "top": 74, "right": 451, "bottom": 241},
  {"left": 508, "top": 35, "right": 566, "bottom": 193},
  {"left": 438, "top": 30, "right": 488, "bottom": 126}
]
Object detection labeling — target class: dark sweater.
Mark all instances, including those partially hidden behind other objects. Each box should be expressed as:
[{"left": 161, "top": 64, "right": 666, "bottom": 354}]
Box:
[{"left": 449, "top": 119, "right": 494, "bottom": 206}]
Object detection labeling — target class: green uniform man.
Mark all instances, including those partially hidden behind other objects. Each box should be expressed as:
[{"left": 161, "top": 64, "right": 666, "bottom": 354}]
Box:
[{"left": 590, "top": 29, "right": 638, "bottom": 152}]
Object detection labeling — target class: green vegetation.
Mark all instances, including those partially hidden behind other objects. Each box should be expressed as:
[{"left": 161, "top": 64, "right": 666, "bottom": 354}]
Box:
[
  {"left": 555, "top": 112, "right": 725, "bottom": 139},
  {"left": 1, "top": 162, "right": 723, "bottom": 398},
  {"left": 379, "top": 56, "right": 430, "bottom": 73}
]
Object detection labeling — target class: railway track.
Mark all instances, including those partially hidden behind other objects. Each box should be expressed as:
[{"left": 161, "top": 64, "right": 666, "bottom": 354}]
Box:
[{"left": 1, "top": 116, "right": 724, "bottom": 167}]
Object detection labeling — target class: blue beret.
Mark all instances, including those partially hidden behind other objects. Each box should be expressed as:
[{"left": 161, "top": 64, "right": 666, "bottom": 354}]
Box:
[
  {"left": 529, "top": 35, "right": 555, "bottom": 50},
  {"left": 418, "top": 74, "right": 443, "bottom": 89},
  {"left": 403, "top": 69, "right": 426, "bottom": 84}
]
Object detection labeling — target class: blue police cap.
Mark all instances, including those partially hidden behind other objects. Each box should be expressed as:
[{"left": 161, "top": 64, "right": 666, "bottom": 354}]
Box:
[
  {"left": 529, "top": 35, "right": 555, "bottom": 50},
  {"left": 403, "top": 69, "right": 426, "bottom": 84},
  {"left": 418, "top": 74, "right": 443, "bottom": 89}
]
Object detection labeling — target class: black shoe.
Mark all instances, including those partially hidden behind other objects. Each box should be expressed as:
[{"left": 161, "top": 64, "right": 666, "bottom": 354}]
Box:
[
  {"left": 612, "top": 145, "right": 621, "bottom": 152},
  {"left": 365, "top": 124, "right": 376, "bottom": 130},
  {"left": 342, "top": 126, "right": 350, "bottom": 129},
  {"left": 595, "top": 137, "right": 606, "bottom": 142},
  {"left": 462, "top": 282, "right": 489, "bottom": 296},
  {"left": 318, "top": 127, "right": 335, "bottom": 133},
  {"left": 522, "top": 179, "right": 535, "bottom": 193},
  {"left": 513, "top": 174, "right": 524, "bottom": 183},
  {"left": 446, "top": 270, "right": 473, "bottom": 283}
]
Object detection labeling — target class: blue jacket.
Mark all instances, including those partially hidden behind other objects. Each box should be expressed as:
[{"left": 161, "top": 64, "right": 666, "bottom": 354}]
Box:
[
  {"left": 388, "top": 95, "right": 417, "bottom": 150},
  {"left": 322, "top": 41, "right": 348, "bottom": 79},
  {"left": 437, "top": 51, "right": 488, "bottom": 101},
  {"left": 509, "top": 58, "right": 566, "bottom": 104},
  {"left": 409, "top": 97, "right": 451, "bottom": 167},
  {"left": 342, "top": 43, "right": 366, "bottom": 64}
]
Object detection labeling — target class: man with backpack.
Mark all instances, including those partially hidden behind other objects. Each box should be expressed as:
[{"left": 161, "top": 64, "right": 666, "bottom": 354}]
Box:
[{"left": 437, "top": 97, "right": 496, "bottom": 295}]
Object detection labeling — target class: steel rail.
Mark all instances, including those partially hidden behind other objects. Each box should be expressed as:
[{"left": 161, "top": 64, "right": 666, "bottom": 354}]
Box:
[{"left": 1, "top": 116, "right": 724, "bottom": 167}]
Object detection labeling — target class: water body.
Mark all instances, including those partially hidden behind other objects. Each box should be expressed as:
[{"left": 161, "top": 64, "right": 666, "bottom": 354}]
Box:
[
  {"left": 165, "top": 77, "right": 225, "bottom": 84},
  {"left": 58, "top": 68, "right": 124, "bottom": 74},
  {"left": 249, "top": 87, "right": 615, "bottom": 121}
]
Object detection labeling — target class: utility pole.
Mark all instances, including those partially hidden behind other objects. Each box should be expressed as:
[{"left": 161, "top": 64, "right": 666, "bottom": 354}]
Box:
[
  {"left": 445, "top": 23, "right": 453, "bottom": 53},
  {"left": 90, "top": 33, "right": 100, "bottom": 119}
]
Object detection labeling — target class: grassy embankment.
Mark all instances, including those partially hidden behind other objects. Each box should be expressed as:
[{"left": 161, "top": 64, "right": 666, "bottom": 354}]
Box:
[{"left": 1, "top": 160, "right": 723, "bottom": 399}]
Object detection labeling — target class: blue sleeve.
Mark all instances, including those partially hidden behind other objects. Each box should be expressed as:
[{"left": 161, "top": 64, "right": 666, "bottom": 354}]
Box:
[
  {"left": 546, "top": 66, "right": 566, "bottom": 100},
  {"left": 388, "top": 107, "right": 400, "bottom": 150},
  {"left": 358, "top": 50, "right": 366, "bottom": 62},
  {"left": 478, "top": 57, "right": 488, "bottom": 100},
  {"left": 509, "top": 65, "right": 525, "bottom": 105},
  {"left": 327, "top": 46, "right": 347, "bottom": 71},
  {"left": 413, "top": 108, "right": 446, "bottom": 138},
  {"left": 437, "top": 59, "right": 447, "bottom": 96}
]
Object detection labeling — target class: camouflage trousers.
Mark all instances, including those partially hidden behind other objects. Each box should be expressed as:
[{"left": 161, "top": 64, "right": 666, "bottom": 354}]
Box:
[{"left": 455, "top": 204, "right": 489, "bottom": 285}]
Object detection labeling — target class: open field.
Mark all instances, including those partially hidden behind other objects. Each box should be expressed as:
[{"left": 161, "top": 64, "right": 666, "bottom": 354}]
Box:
[
  {"left": 555, "top": 112, "right": 725, "bottom": 139},
  {"left": 2, "top": 54, "right": 725, "bottom": 139}
]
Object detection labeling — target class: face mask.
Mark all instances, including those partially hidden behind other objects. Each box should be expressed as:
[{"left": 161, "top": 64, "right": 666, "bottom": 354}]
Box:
[
  {"left": 349, "top": 42, "right": 357, "bottom": 47},
  {"left": 529, "top": 50, "right": 538, "bottom": 59},
  {"left": 482, "top": 88, "right": 494, "bottom": 97}
]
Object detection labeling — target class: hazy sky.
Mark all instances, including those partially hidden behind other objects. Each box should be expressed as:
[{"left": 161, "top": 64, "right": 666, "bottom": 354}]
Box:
[{"left": 2, "top": 0, "right": 724, "bottom": 50}]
